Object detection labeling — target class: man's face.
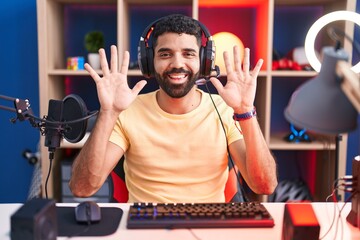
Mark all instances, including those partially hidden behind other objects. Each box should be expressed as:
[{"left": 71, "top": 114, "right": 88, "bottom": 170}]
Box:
[{"left": 153, "top": 32, "right": 200, "bottom": 98}]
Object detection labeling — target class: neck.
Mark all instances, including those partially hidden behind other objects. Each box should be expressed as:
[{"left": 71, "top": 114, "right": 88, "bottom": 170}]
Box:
[{"left": 156, "top": 87, "right": 201, "bottom": 114}]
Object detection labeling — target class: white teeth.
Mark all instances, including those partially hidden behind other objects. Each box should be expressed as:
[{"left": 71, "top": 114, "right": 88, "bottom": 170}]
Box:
[{"left": 169, "top": 74, "right": 186, "bottom": 79}]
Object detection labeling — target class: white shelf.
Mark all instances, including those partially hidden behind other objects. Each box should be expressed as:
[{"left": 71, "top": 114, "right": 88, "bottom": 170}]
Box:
[
  {"left": 47, "top": 69, "right": 142, "bottom": 76},
  {"left": 269, "top": 133, "right": 335, "bottom": 150},
  {"left": 271, "top": 70, "right": 318, "bottom": 77}
]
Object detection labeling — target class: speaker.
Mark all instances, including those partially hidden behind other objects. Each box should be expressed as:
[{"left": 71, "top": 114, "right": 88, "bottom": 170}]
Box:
[
  {"left": 11, "top": 198, "right": 57, "bottom": 240},
  {"left": 138, "top": 14, "right": 215, "bottom": 79},
  {"left": 282, "top": 203, "right": 320, "bottom": 240}
]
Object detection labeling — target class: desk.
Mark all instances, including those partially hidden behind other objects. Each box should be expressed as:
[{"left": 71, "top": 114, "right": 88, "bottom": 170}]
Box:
[{"left": 1, "top": 202, "right": 359, "bottom": 240}]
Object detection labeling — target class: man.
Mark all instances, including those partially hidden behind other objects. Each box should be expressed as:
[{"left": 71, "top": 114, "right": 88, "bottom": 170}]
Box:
[{"left": 69, "top": 14, "right": 277, "bottom": 203}]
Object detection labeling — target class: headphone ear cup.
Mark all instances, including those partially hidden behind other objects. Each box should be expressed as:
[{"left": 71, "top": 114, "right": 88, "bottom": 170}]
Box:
[
  {"left": 201, "top": 39, "right": 215, "bottom": 78},
  {"left": 138, "top": 40, "right": 150, "bottom": 78},
  {"left": 199, "top": 46, "right": 205, "bottom": 77},
  {"left": 146, "top": 47, "right": 154, "bottom": 77}
]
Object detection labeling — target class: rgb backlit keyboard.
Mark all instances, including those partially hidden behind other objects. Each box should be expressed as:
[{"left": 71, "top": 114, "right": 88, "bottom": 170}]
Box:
[{"left": 127, "top": 202, "right": 274, "bottom": 229}]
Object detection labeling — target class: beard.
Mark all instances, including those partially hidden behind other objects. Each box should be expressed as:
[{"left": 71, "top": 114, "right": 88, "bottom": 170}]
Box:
[{"left": 154, "top": 68, "right": 200, "bottom": 98}]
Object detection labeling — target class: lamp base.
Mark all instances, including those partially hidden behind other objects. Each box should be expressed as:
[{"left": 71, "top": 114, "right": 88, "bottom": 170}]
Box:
[{"left": 284, "top": 124, "right": 312, "bottom": 143}]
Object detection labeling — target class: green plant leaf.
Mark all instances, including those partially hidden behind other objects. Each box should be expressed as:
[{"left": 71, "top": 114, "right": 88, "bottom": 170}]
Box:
[{"left": 84, "top": 31, "right": 104, "bottom": 53}]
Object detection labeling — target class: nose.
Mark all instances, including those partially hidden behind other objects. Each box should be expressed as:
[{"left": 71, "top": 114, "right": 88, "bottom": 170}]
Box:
[{"left": 169, "top": 53, "right": 185, "bottom": 69}]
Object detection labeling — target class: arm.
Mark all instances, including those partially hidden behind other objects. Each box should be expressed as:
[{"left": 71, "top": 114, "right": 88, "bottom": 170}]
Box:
[
  {"left": 228, "top": 124, "right": 277, "bottom": 195},
  {"left": 69, "top": 45, "right": 147, "bottom": 197},
  {"left": 210, "top": 46, "right": 277, "bottom": 194}
]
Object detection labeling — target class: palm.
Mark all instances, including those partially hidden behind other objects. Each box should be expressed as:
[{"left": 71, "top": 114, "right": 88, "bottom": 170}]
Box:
[
  {"left": 85, "top": 46, "right": 147, "bottom": 113},
  {"left": 95, "top": 72, "right": 135, "bottom": 112},
  {"left": 210, "top": 46, "right": 262, "bottom": 111}
]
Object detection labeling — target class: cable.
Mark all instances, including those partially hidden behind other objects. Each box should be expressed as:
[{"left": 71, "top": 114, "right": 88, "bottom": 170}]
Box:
[
  {"left": 331, "top": 192, "right": 355, "bottom": 240},
  {"left": 44, "top": 154, "right": 54, "bottom": 199},
  {"left": 320, "top": 177, "right": 355, "bottom": 240},
  {"left": 204, "top": 82, "right": 249, "bottom": 202},
  {"left": 188, "top": 229, "right": 202, "bottom": 240},
  {"left": 26, "top": 110, "right": 98, "bottom": 125}
]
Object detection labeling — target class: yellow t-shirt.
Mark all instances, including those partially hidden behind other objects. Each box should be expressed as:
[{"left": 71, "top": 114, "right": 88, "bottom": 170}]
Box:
[{"left": 109, "top": 89, "right": 242, "bottom": 203}]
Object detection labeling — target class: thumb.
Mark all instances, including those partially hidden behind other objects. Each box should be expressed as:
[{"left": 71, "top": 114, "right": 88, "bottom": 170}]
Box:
[
  {"left": 132, "top": 80, "right": 147, "bottom": 95},
  {"left": 209, "top": 77, "right": 224, "bottom": 94}
]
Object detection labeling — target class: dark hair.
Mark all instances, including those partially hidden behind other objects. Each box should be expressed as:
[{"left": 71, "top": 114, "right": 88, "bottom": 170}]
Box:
[{"left": 152, "top": 14, "right": 202, "bottom": 48}]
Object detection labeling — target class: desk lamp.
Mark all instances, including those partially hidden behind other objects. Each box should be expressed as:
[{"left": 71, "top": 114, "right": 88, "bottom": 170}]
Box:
[
  {"left": 283, "top": 11, "right": 360, "bottom": 228},
  {"left": 284, "top": 46, "right": 358, "bottom": 134}
]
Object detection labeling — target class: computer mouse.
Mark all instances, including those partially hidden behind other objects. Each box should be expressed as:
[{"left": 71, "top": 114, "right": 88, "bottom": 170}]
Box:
[{"left": 75, "top": 201, "right": 101, "bottom": 223}]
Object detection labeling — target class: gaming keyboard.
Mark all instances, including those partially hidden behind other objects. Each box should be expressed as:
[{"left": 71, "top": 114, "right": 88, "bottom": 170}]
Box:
[{"left": 127, "top": 202, "right": 274, "bottom": 229}]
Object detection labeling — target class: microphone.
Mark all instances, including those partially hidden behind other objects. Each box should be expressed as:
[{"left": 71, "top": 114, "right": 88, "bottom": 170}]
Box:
[
  {"left": 44, "top": 99, "right": 64, "bottom": 152},
  {"left": 44, "top": 94, "right": 92, "bottom": 154},
  {"left": 195, "top": 65, "right": 220, "bottom": 85}
]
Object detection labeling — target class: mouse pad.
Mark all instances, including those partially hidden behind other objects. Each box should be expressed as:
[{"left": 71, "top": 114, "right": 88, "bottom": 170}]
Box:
[{"left": 56, "top": 206, "right": 123, "bottom": 237}]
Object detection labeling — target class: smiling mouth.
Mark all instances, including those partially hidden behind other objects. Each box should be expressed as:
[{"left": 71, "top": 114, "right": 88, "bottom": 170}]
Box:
[{"left": 168, "top": 73, "right": 188, "bottom": 81}]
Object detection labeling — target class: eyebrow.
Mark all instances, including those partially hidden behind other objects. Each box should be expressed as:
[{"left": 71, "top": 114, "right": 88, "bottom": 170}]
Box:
[{"left": 156, "top": 47, "right": 198, "bottom": 53}]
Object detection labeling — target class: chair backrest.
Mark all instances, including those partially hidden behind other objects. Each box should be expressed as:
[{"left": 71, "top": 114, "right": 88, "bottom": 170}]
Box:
[
  {"left": 110, "top": 157, "right": 128, "bottom": 203},
  {"left": 110, "top": 157, "right": 246, "bottom": 203},
  {"left": 225, "top": 164, "right": 246, "bottom": 202}
]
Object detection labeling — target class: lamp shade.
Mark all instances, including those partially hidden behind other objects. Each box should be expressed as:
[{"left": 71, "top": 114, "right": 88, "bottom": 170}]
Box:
[{"left": 284, "top": 46, "right": 358, "bottom": 134}]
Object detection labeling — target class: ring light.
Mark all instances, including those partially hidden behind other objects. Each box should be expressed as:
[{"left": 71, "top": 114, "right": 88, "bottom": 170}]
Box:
[{"left": 304, "top": 10, "right": 360, "bottom": 73}]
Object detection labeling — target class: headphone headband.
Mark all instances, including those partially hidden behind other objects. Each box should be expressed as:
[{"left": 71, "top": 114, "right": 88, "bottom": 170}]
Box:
[{"left": 140, "top": 17, "right": 212, "bottom": 41}]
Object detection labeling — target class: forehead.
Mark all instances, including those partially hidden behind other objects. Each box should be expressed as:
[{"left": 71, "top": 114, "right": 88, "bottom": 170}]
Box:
[{"left": 154, "top": 32, "right": 200, "bottom": 52}]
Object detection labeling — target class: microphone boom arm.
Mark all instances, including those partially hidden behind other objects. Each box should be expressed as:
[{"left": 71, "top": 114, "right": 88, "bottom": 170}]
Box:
[{"left": 0, "top": 94, "right": 36, "bottom": 124}]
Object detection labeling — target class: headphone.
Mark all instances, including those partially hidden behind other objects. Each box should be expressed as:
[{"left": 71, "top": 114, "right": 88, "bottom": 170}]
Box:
[{"left": 138, "top": 16, "right": 216, "bottom": 79}]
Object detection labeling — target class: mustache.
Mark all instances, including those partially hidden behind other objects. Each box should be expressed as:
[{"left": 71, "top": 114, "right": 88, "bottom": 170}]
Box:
[{"left": 164, "top": 68, "right": 191, "bottom": 75}]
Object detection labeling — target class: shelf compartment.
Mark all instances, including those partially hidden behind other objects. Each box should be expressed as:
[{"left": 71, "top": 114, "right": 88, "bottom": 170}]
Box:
[
  {"left": 198, "top": 0, "right": 269, "bottom": 70},
  {"left": 273, "top": 1, "right": 349, "bottom": 64},
  {"left": 273, "top": 5, "right": 324, "bottom": 59},
  {"left": 269, "top": 75, "right": 338, "bottom": 150},
  {"left": 119, "top": 0, "right": 194, "bottom": 64},
  {"left": 270, "top": 76, "right": 309, "bottom": 134},
  {"left": 272, "top": 149, "right": 336, "bottom": 202},
  {"left": 64, "top": 4, "right": 117, "bottom": 66}
]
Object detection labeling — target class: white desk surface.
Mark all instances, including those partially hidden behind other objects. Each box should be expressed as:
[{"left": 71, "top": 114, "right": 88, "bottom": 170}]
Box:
[{"left": 1, "top": 202, "right": 359, "bottom": 240}]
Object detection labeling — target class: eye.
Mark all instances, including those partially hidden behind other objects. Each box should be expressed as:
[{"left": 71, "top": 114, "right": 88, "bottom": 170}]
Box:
[
  {"left": 159, "top": 52, "right": 171, "bottom": 58},
  {"left": 183, "top": 51, "right": 197, "bottom": 58}
]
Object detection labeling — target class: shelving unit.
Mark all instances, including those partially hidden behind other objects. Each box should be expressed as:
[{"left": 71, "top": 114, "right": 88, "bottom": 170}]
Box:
[{"left": 37, "top": 0, "right": 356, "bottom": 201}]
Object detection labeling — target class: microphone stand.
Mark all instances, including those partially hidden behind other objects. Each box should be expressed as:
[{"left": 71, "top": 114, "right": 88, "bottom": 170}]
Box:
[
  {"left": 0, "top": 94, "right": 58, "bottom": 199},
  {"left": 1, "top": 93, "right": 97, "bottom": 199}
]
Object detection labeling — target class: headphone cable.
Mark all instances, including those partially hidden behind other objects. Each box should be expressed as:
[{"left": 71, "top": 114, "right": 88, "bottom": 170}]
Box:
[{"left": 204, "top": 82, "right": 250, "bottom": 202}]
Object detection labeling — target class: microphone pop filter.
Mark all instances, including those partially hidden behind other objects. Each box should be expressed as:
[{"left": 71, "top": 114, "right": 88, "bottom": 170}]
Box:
[{"left": 62, "top": 94, "right": 88, "bottom": 143}]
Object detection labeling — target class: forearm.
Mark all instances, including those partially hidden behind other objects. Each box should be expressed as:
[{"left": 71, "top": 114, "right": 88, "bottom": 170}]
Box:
[
  {"left": 238, "top": 117, "right": 278, "bottom": 194},
  {"left": 69, "top": 109, "right": 120, "bottom": 196}
]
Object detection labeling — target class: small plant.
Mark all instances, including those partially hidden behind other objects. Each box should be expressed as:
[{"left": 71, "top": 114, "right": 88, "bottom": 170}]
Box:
[{"left": 84, "top": 31, "right": 104, "bottom": 53}]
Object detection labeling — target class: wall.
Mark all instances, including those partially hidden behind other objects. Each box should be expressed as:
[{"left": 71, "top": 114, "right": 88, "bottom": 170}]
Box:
[{"left": 0, "top": 0, "right": 39, "bottom": 203}]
